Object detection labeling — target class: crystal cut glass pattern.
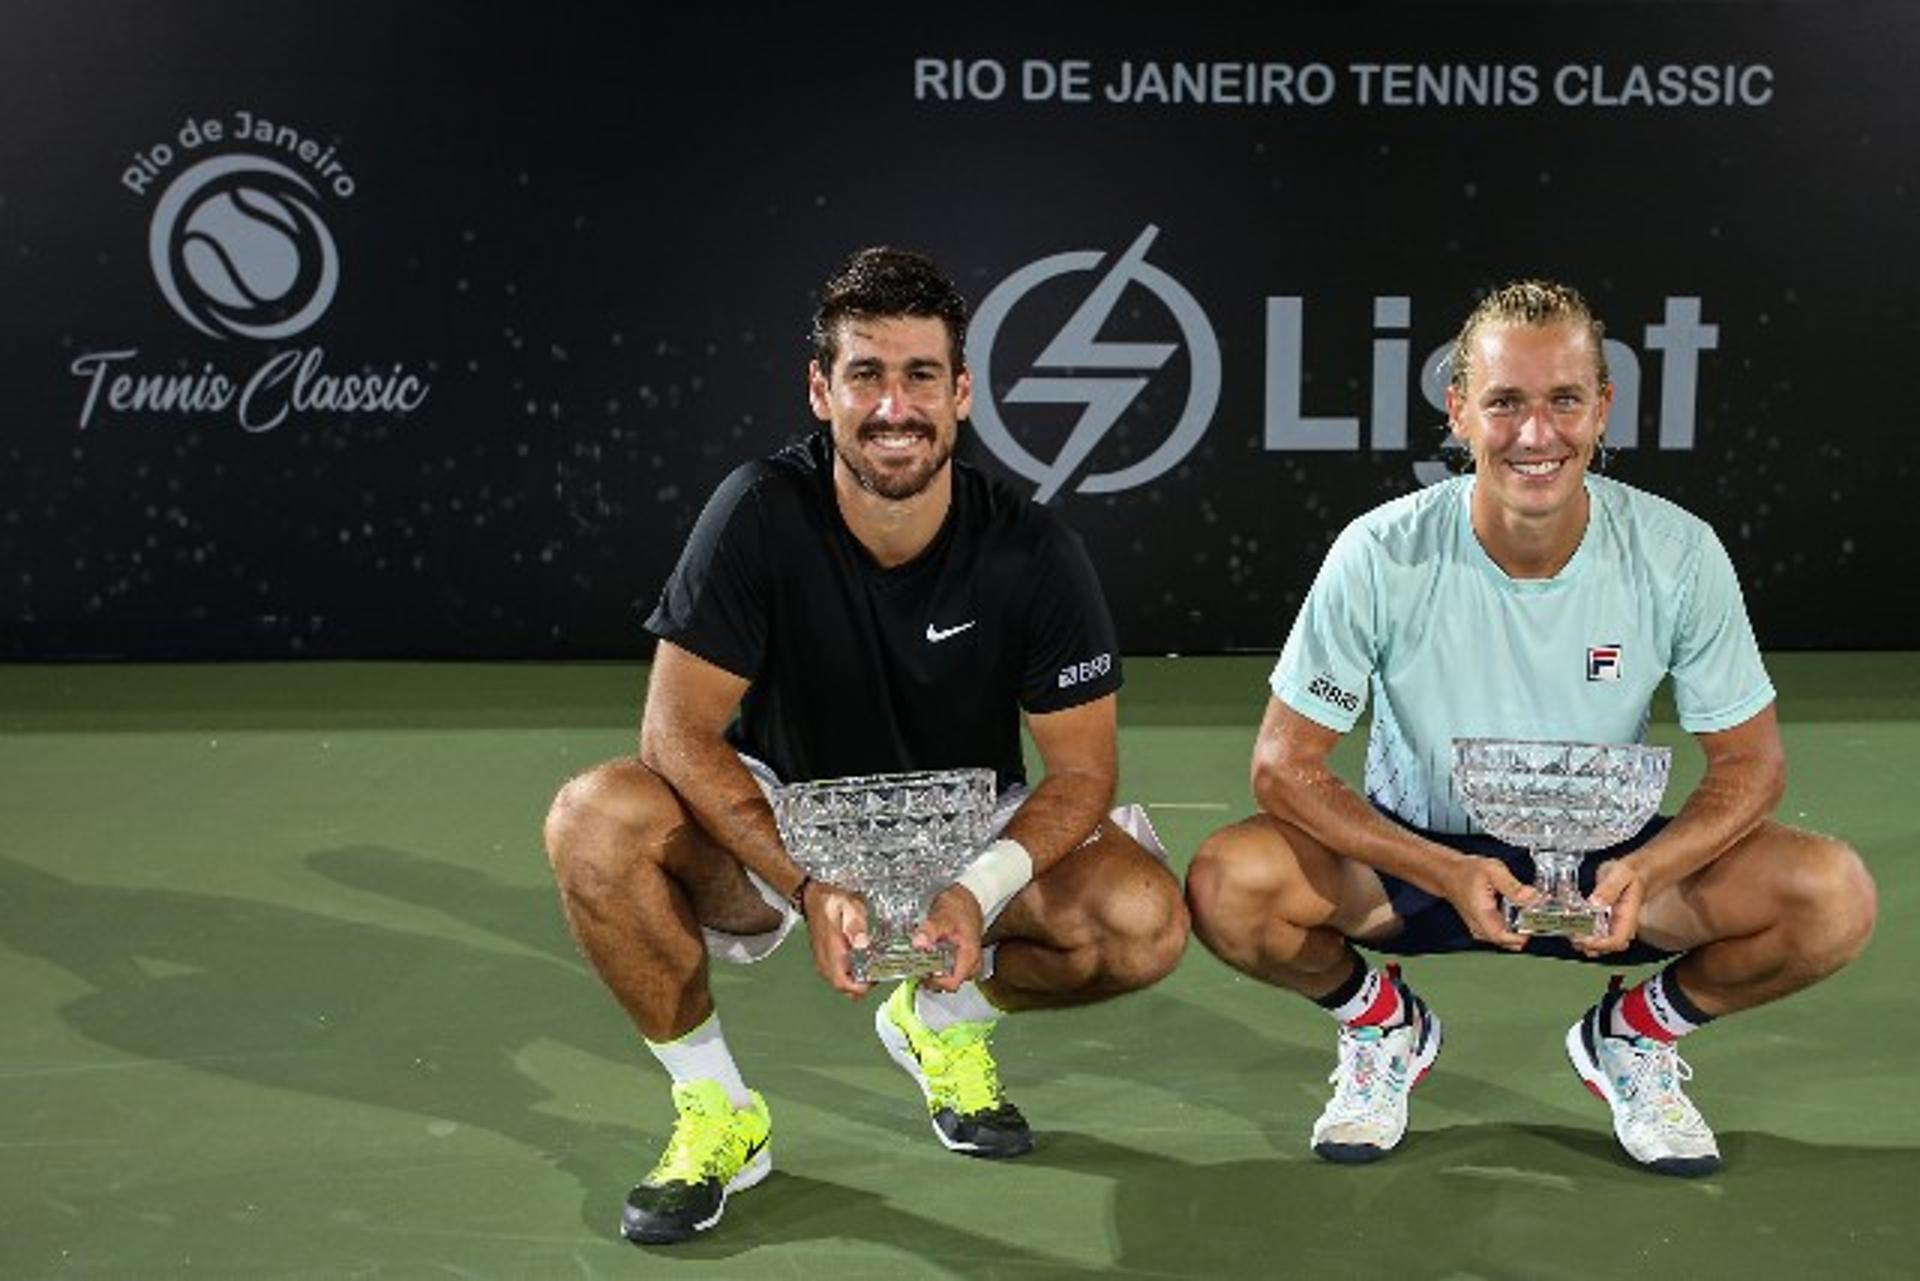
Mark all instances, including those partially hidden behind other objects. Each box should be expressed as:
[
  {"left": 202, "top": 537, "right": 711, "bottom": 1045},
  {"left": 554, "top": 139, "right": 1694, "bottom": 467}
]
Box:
[
  {"left": 771, "top": 768, "right": 996, "bottom": 981},
  {"left": 1451, "top": 739, "right": 1671, "bottom": 938}
]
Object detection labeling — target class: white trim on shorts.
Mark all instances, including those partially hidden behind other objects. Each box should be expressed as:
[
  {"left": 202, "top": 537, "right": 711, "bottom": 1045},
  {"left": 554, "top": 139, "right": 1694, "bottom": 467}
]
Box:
[{"left": 702, "top": 753, "right": 1169, "bottom": 966}]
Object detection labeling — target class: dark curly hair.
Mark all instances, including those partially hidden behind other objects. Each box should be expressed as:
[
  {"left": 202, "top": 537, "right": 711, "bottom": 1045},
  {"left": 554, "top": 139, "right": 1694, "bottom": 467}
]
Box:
[{"left": 811, "top": 247, "right": 969, "bottom": 379}]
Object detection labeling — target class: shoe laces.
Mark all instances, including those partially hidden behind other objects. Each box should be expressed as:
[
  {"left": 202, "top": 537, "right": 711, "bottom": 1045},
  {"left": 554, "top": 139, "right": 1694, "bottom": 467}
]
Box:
[
  {"left": 923, "top": 1020, "right": 1007, "bottom": 1116},
  {"left": 1615, "top": 1036, "right": 1711, "bottom": 1135},
  {"left": 1323, "top": 1025, "right": 1403, "bottom": 1121},
  {"left": 649, "top": 1087, "right": 751, "bottom": 1185}
]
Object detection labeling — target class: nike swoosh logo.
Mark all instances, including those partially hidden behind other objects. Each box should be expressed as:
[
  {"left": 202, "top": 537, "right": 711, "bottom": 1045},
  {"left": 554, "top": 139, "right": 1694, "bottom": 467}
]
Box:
[{"left": 925, "top": 620, "right": 976, "bottom": 643}]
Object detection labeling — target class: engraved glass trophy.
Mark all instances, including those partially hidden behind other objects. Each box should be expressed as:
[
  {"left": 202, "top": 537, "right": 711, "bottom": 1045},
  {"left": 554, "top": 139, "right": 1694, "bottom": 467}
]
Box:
[
  {"left": 771, "top": 768, "right": 997, "bottom": 982},
  {"left": 1450, "top": 739, "right": 1671, "bottom": 938}
]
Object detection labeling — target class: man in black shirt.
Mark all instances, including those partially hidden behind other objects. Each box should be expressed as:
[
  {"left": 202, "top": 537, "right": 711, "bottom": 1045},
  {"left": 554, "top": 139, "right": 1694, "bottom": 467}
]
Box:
[{"left": 544, "top": 247, "right": 1189, "bottom": 1246}]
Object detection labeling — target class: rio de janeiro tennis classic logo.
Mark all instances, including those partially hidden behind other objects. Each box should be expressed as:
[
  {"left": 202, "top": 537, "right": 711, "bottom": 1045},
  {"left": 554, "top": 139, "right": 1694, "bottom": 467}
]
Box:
[{"left": 70, "top": 109, "right": 432, "bottom": 433}]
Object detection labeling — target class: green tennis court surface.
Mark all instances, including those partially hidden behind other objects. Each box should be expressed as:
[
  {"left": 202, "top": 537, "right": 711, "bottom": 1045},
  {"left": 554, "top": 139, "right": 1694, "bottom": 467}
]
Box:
[{"left": 3, "top": 656, "right": 1914, "bottom": 1278}]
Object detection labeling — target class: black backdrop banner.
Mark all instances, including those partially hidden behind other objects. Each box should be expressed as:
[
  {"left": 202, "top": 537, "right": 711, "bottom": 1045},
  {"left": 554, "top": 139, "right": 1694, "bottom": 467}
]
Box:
[{"left": 2, "top": 1, "right": 1915, "bottom": 658}]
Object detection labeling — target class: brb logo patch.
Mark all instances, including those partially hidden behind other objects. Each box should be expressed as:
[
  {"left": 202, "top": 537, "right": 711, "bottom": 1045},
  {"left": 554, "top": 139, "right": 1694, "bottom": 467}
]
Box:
[
  {"left": 1058, "top": 652, "right": 1114, "bottom": 689},
  {"left": 1307, "top": 673, "right": 1360, "bottom": 714},
  {"left": 1587, "top": 645, "right": 1622, "bottom": 681},
  {"left": 969, "top": 225, "right": 1220, "bottom": 502}
]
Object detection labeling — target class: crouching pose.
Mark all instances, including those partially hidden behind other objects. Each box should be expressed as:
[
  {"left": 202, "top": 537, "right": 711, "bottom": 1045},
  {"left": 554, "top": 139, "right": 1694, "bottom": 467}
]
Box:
[
  {"left": 546, "top": 247, "right": 1188, "bottom": 1244},
  {"left": 1187, "top": 280, "right": 1873, "bottom": 1177}
]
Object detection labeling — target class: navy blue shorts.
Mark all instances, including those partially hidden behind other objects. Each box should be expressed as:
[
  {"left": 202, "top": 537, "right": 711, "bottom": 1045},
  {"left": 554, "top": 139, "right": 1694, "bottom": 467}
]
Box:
[{"left": 1365, "top": 812, "right": 1677, "bottom": 966}]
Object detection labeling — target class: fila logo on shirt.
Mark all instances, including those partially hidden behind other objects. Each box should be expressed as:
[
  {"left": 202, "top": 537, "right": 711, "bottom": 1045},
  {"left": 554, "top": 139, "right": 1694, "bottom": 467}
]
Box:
[{"left": 1587, "top": 644, "right": 1623, "bottom": 682}]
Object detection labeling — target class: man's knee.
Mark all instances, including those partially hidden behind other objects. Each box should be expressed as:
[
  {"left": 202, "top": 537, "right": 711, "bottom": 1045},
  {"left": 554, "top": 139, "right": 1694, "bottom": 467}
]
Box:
[
  {"left": 1780, "top": 831, "right": 1877, "bottom": 968},
  {"left": 543, "top": 758, "right": 682, "bottom": 891},
  {"left": 1014, "top": 841, "right": 1189, "bottom": 994},
  {"left": 1097, "top": 867, "right": 1190, "bottom": 991},
  {"left": 1186, "top": 819, "right": 1300, "bottom": 949}
]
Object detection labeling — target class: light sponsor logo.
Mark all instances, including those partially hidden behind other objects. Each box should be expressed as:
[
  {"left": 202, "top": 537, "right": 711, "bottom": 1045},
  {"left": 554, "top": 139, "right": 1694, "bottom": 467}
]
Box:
[
  {"left": 1587, "top": 644, "right": 1623, "bottom": 682},
  {"left": 970, "top": 227, "right": 1718, "bottom": 499},
  {"left": 69, "top": 110, "right": 431, "bottom": 432},
  {"left": 970, "top": 225, "right": 1220, "bottom": 503}
]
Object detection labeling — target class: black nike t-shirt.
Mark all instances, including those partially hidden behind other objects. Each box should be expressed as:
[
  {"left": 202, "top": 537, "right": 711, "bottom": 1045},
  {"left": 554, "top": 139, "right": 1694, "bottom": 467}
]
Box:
[{"left": 645, "top": 431, "right": 1122, "bottom": 791}]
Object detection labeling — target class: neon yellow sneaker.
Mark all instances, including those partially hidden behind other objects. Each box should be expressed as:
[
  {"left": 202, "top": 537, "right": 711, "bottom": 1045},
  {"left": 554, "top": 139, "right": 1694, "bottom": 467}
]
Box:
[
  {"left": 621, "top": 1080, "right": 771, "bottom": 1245},
  {"left": 875, "top": 978, "right": 1032, "bottom": 1158}
]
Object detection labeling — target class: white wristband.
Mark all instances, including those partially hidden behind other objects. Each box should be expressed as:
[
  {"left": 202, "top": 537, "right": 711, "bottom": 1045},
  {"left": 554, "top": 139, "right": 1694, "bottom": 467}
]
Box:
[{"left": 954, "top": 837, "right": 1034, "bottom": 920}]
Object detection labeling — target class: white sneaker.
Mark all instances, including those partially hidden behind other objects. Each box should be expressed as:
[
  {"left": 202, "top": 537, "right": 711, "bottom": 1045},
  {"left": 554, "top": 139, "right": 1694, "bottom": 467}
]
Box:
[
  {"left": 1566, "top": 985, "right": 1721, "bottom": 1177},
  {"left": 1310, "top": 971, "right": 1442, "bottom": 1163}
]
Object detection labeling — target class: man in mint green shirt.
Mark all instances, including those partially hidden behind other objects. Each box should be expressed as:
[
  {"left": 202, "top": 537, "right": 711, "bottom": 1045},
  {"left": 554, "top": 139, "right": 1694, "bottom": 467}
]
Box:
[{"left": 1187, "top": 280, "right": 1875, "bottom": 1178}]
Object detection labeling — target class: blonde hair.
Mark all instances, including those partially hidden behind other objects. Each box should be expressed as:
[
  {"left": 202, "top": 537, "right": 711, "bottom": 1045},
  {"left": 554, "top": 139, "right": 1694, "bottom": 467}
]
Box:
[{"left": 1449, "top": 279, "right": 1609, "bottom": 394}]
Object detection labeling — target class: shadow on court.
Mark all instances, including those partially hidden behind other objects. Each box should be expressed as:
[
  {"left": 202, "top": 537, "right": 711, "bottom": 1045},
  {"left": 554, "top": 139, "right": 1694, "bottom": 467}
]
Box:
[
  {"left": 8, "top": 846, "right": 1911, "bottom": 1275},
  {"left": 1023, "top": 1126, "right": 1916, "bottom": 1278},
  {"left": 0, "top": 851, "right": 1124, "bottom": 1270},
  {"left": 0, "top": 854, "right": 631, "bottom": 1203},
  {"left": 299, "top": 845, "right": 1919, "bottom": 1275}
]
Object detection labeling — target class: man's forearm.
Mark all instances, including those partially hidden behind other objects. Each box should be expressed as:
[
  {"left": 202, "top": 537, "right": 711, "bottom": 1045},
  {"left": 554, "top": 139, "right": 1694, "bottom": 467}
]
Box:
[
  {"left": 999, "top": 767, "right": 1113, "bottom": 875},
  {"left": 638, "top": 725, "right": 804, "bottom": 897},
  {"left": 1255, "top": 756, "right": 1464, "bottom": 897},
  {"left": 1624, "top": 756, "right": 1783, "bottom": 895}
]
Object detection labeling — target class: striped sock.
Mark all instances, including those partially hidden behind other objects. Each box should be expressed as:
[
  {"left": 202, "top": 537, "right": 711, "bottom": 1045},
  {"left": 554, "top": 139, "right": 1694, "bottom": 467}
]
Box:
[
  {"left": 1612, "top": 968, "right": 1713, "bottom": 1042},
  {"left": 1317, "top": 957, "right": 1407, "bottom": 1029}
]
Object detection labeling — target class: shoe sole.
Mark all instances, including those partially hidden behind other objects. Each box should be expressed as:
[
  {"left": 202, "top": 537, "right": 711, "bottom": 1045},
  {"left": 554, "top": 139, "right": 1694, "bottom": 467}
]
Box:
[
  {"left": 1312, "top": 1009, "right": 1444, "bottom": 1165},
  {"left": 621, "top": 1148, "right": 773, "bottom": 1245},
  {"left": 874, "top": 1000, "right": 1030, "bottom": 1158},
  {"left": 1563, "top": 1017, "right": 1721, "bottom": 1179}
]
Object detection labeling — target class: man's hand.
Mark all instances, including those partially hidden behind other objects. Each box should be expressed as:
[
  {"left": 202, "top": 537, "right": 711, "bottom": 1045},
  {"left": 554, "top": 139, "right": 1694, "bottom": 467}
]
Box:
[
  {"left": 1438, "top": 854, "right": 1536, "bottom": 951},
  {"left": 913, "top": 884, "right": 987, "bottom": 993},
  {"left": 1575, "top": 857, "right": 1650, "bottom": 956},
  {"left": 802, "top": 881, "right": 873, "bottom": 999}
]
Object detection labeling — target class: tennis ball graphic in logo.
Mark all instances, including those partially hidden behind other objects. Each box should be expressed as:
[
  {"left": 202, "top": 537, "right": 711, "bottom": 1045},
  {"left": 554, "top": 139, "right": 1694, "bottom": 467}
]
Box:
[
  {"left": 149, "top": 155, "right": 340, "bottom": 340},
  {"left": 180, "top": 187, "right": 305, "bottom": 309}
]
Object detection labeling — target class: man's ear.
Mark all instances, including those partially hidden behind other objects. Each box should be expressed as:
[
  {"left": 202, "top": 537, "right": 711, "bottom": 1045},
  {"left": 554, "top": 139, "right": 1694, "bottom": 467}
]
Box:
[{"left": 808, "top": 360, "right": 831, "bottom": 422}]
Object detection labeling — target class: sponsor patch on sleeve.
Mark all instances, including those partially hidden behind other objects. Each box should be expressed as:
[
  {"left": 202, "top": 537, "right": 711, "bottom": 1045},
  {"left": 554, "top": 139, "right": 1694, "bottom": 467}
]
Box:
[
  {"left": 1057, "top": 652, "right": 1114, "bottom": 689},
  {"left": 1306, "top": 672, "right": 1360, "bottom": 714}
]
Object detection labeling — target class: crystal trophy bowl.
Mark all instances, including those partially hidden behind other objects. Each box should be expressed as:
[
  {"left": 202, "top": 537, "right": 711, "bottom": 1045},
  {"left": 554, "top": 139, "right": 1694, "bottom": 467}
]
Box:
[
  {"left": 1450, "top": 739, "right": 1671, "bottom": 938},
  {"left": 771, "top": 767, "right": 997, "bottom": 982}
]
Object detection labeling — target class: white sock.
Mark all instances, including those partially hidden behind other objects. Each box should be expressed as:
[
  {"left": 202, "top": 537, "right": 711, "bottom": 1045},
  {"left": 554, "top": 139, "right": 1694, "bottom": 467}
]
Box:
[
  {"left": 916, "top": 980, "right": 1002, "bottom": 1033},
  {"left": 645, "top": 1012, "right": 753, "bottom": 1109}
]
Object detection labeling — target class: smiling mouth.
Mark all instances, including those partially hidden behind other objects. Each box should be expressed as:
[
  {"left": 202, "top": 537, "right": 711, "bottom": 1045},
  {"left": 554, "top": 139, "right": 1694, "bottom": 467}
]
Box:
[
  {"left": 860, "top": 423, "right": 935, "bottom": 452},
  {"left": 1508, "top": 458, "right": 1567, "bottom": 477}
]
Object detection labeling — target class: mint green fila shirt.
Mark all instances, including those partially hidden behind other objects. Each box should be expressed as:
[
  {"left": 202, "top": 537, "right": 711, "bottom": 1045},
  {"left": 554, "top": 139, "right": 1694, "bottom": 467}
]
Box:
[{"left": 1270, "top": 474, "right": 1776, "bottom": 834}]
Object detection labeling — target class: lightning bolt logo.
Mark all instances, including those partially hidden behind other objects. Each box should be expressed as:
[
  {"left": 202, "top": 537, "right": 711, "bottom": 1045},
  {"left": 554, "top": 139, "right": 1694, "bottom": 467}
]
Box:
[{"left": 969, "top": 226, "right": 1221, "bottom": 502}]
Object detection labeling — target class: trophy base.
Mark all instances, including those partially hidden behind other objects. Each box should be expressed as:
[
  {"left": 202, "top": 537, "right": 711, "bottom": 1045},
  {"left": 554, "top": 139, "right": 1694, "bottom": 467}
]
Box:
[
  {"left": 1504, "top": 900, "right": 1610, "bottom": 939},
  {"left": 851, "top": 939, "right": 955, "bottom": 984}
]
